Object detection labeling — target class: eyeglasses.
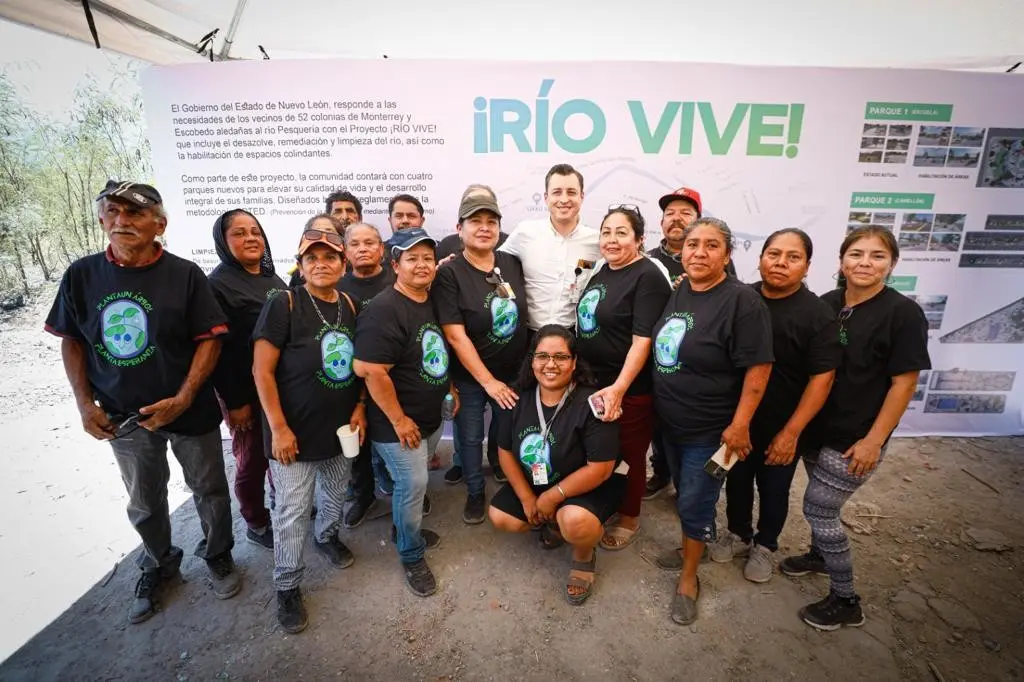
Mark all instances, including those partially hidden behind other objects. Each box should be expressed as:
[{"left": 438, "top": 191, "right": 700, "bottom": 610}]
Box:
[
  {"left": 302, "top": 229, "right": 344, "bottom": 246},
  {"left": 837, "top": 306, "right": 853, "bottom": 346},
  {"left": 484, "top": 268, "right": 513, "bottom": 299},
  {"left": 532, "top": 352, "right": 573, "bottom": 365},
  {"left": 609, "top": 204, "right": 641, "bottom": 214}
]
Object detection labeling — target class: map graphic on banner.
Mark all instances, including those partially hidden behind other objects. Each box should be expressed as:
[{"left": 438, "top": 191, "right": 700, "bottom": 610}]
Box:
[{"left": 140, "top": 60, "right": 1024, "bottom": 437}]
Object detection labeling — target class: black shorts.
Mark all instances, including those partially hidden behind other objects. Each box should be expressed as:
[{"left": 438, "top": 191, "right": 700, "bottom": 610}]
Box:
[{"left": 489, "top": 473, "right": 627, "bottom": 525}]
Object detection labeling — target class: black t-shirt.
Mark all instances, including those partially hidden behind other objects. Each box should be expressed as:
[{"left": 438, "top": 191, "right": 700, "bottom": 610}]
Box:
[
  {"left": 208, "top": 266, "right": 286, "bottom": 410},
  {"left": 433, "top": 252, "right": 529, "bottom": 383},
  {"left": 496, "top": 385, "right": 618, "bottom": 483},
  {"left": 354, "top": 287, "right": 451, "bottom": 442},
  {"left": 652, "top": 277, "right": 774, "bottom": 444},
  {"left": 437, "top": 232, "right": 509, "bottom": 261},
  {"left": 576, "top": 259, "right": 671, "bottom": 395},
  {"left": 808, "top": 286, "right": 931, "bottom": 453},
  {"left": 337, "top": 267, "right": 395, "bottom": 312},
  {"left": 748, "top": 283, "right": 842, "bottom": 445},
  {"left": 45, "top": 250, "right": 227, "bottom": 435},
  {"left": 253, "top": 288, "right": 361, "bottom": 461}
]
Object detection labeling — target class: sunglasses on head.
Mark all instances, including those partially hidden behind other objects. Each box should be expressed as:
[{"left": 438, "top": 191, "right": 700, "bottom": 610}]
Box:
[
  {"left": 303, "top": 229, "right": 343, "bottom": 246},
  {"left": 609, "top": 203, "right": 641, "bottom": 214}
]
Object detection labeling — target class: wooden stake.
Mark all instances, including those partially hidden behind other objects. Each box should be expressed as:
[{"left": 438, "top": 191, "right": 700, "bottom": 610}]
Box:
[{"left": 961, "top": 468, "right": 1001, "bottom": 494}]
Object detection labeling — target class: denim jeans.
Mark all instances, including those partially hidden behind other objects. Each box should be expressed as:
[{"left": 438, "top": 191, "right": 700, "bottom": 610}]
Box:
[
  {"left": 665, "top": 439, "right": 725, "bottom": 543},
  {"left": 452, "top": 379, "right": 501, "bottom": 496},
  {"left": 374, "top": 427, "right": 443, "bottom": 563},
  {"left": 451, "top": 407, "right": 498, "bottom": 471}
]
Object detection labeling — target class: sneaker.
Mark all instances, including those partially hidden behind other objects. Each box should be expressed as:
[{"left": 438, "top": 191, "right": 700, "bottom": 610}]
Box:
[
  {"left": 780, "top": 548, "right": 827, "bottom": 577},
  {"left": 403, "top": 558, "right": 437, "bottom": 597},
  {"left": 390, "top": 525, "right": 441, "bottom": 549},
  {"left": 277, "top": 587, "right": 308, "bottom": 634},
  {"left": 642, "top": 473, "right": 671, "bottom": 500},
  {"left": 463, "top": 493, "right": 486, "bottom": 525},
  {"left": 246, "top": 526, "right": 274, "bottom": 551},
  {"left": 708, "top": 532, "right": 751, "bottom": 563},
  {"left": 422, "top": 494, "right": 432, "bottom": 517},
  {"left": 444, "top": 466, "right": 463, "bottom": 485},
  {"left": 744, "top": 544, "right": 774, "bottom": 583},
  {"left": 206, "top": 553, "right": 242, "bottom": 600},
  {"left": 799, "top": 591, "right": 865, "bottom": 631},
  {"left": 314, "top": 536, "right": 355, "bottom": 569},
  {"left": 493, "top": 467, "right": 507, "bottom": 484},
  {"left": 343, "top": 498, "right": 377, "bottom": 529},
  {"left": 129, "top": 569, "right": 171, "bottom": 624}
]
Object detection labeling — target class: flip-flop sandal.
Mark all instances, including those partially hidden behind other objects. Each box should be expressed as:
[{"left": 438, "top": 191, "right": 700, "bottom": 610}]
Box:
[
  {"left": 539, "top": 523, "right": 565, "bottom": 550},
  {"left": 599, "top": 524, "right": 639, "bottom": 551},
  {"left": 566, "top": 552, "right": 597, "bottom": 606}
]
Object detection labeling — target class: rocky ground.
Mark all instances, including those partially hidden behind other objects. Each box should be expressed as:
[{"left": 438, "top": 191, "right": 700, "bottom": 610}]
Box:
[{"left": 0, "top": 284, "right": 1021, "bottom": 681}]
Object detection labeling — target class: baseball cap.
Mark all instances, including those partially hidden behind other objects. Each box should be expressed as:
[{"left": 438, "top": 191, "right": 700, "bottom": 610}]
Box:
[
  {"left": 96, "top": 180, "right": 163, "bottom": 208},
  {"left": 297, "top": 229, "right": 345, "bottom": 256},
  {"left": 458, "top": 193, "right": 502, "bottom": 221},
  {"left": 387, "top": 227, "right": 437, "bottom": 258},
  {"left": 658, "top": 187, "right": 702, "bottom": 215}
]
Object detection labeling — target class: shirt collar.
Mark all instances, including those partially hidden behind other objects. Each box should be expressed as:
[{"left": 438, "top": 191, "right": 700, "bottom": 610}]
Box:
[
  {"left": 658, "top": 240, "right": 681, "bottom": 262},
  {"left": 548, "top": 217, "right": 582, "bottom": 239},
  {"left": 105, "top": 242, "right": 165, "bottom": 268}
]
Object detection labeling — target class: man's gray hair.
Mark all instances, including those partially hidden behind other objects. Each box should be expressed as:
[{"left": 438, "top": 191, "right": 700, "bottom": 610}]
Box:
[{"left": 343, "top": 222, "right": 383, "bottom": 244}]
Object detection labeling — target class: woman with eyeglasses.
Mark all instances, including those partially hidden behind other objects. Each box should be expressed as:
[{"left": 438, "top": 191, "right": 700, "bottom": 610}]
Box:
[
  {"left": 252, "top": 226, "right": 365, "bottom": 634},
  {"left": 574, "top": 206, "right": 671, "bottom": 551},
  {"left": 434, "top": 193, "right": 529, "bottom": 525},
  {"left": 208, "top": 209, "right": 286, "bottom": 551},
  {"left": 488, "top": 325, "right": 625, "bottom": 605},
  {"left": 287, "top": 215, "right": 348, "bottom": 286},
  {"left": 708, "top": 229, "right": 841, "bottom": 585},
  {"left": 651, "top": 217, "right": 774, "bottom": 626},
  {"left": 781, "top": 225, "right": 929, "bottom": 631}
]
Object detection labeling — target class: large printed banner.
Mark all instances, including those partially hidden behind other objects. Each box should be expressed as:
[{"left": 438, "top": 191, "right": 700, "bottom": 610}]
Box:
[{"left": 141, "top": 60, "right": 1024, "bottom": 437}]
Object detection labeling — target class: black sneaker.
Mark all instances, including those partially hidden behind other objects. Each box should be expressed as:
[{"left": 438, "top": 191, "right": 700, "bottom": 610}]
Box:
[
  {"left": 780, "top": 548, "right": 828, "bottom": 577},
  {"left": 463, "top": 493, "right": 486, "bottom": 525},
  {"left": 799, "top": 592, "right": 865, "bottom": 631},
  {"left": 206, "top": 552, "right": 242, "bottom": 600},
  {"left": 493, "top": 466, "right": 507, "bottom": 484},
  {"left": 277, "top": 588, "right": 308, "bottom": 634},
  {"left": 343, "top": 498, "right": 377, "bottom": 529},
  {"left": 642, "top": 473, "right": 671, "bottom": 500},
  {"left": 422, "top": 494, "right": 432, "bottom": 517},
  {"left": 390, "top": 525, "right": 441, "bottom": 549},
  {"left": 403, "top": 559, "right": 437, "bottom": 597},
  {"left": 314, "top": 536, "right": 355, "bottom": 569},
  {"left": 246, "top": 526, "right": 274, "bottom": 551},
  {"left": 444, "top": 466, "right": 463, "bottom": 485}
]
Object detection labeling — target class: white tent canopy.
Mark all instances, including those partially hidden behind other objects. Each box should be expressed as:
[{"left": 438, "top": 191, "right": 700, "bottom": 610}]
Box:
[{"left": 0, "top": 0, "right": 1021, "bottom": 70}]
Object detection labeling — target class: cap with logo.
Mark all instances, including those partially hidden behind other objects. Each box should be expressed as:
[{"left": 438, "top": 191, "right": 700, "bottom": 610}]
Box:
[
  {"left": 658, "top": 186, "right": 702, "bottom": 215},
  {"left": 96, "top": 180, "right": 163, "bottom": 209},
  {"left": 458, "top": 193, "right": 502, "bottom": 221},
  {"left": 387, "top": 227, "right": 437, "bottom": 259}
]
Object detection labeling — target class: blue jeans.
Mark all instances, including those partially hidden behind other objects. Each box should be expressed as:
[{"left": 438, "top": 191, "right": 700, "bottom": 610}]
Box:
[
  {"left": 666, "top": 440, "right": 725, "bottom": 543},
  {"left": 374, "top": 427, "right": 443, "bottom": 564},
  {"left": 452, "top": 379, "right": 500, "bottom": 496}
]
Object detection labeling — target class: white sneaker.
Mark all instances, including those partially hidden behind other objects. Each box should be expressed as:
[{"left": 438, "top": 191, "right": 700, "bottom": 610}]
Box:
[
  {"left": 744, "top": 544, "right": 774, "bottom": 583},
  {"left": 708, "top": 532, "right": 751, "bottom": 563}
]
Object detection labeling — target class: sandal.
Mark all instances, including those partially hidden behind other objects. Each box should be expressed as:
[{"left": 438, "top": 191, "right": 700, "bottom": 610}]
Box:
[
  {"left": 566, "top": 552, "right": 597, "bottom": 605},
  {"left": 599, "top": 523, "right": 639, "bottom": 551},
  {"left": 539, "top": 523, "right": 565, "bottom": 550}
]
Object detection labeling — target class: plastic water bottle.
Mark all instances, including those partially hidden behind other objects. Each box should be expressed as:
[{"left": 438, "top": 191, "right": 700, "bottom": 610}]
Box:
[{"left": 441, "top": 393, "right": 456, "bottom": 421}]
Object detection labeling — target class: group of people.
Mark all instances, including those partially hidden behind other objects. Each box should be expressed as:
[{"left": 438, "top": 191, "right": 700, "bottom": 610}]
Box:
[{"left": 46, "top": 164, "right": 930, "bottom": 635}]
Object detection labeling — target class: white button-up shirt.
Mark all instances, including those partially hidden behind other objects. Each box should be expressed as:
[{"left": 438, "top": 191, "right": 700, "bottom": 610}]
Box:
[{"left": 500, "top": 218, "right": 600, "bottom": 330}]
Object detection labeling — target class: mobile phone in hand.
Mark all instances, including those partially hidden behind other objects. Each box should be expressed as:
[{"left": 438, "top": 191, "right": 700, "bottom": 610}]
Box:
[{"left": 588, "top": 394, "right": 605, "bottom": 418}]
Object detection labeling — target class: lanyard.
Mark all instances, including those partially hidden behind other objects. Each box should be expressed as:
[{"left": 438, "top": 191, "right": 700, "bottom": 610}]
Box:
[{"left": 536, "top": 383, "right": 573, "bottom": 443}]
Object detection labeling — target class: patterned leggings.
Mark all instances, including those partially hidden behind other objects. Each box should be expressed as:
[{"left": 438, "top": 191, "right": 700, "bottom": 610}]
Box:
[{"left": 803, "top": 446, "right": 883, "bottom": 598}]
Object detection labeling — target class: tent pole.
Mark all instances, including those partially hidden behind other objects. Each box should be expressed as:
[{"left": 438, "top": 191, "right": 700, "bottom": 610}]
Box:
[
  {"left": 73, "top": 0, "right": 213, "bottom": 56},
  {"left": 217, "top": 0, "right": 249, "bottom": 60}
]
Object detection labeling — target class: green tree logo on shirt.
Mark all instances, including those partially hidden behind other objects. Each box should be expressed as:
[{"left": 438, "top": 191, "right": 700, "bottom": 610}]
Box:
[
  {"left": 654, "top": 313, "right": 692, "bottom": 372},
  {"left": 576, "top": 284, "right": 606, "bottom": 339},
  {"left": 519, "top": 432, "right": 553, "bottom": 479},
  {"left": 101, "top": 299, "right": 149, "bottom": 360},
  {"left": 489, "top": 294, "right": 520, "bottom": 341},
  {"left": 321, "top": 331, "right": 355, "bottom": 382},
  {"left": 420, "top": 326, "right": 450, "bottom": 383}
]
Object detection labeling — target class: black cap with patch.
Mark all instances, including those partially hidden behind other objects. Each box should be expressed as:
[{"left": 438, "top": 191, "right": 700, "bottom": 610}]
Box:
[{"left": 96, "top": 180, "right": 163, "bottom": 208}]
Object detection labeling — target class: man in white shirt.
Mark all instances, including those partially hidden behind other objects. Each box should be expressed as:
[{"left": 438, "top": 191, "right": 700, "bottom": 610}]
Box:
[{"left": 500, "top": 164, "right": 599, "bottom": 332}]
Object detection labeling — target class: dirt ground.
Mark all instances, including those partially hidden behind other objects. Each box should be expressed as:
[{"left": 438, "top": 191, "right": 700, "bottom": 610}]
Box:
[{"left": 0, "top": 285, "right": 1022, "bottom": 681}]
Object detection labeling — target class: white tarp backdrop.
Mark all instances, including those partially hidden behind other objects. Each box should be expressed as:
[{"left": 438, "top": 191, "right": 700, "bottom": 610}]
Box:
[{"left": 140, "top": 58, "right": 1024, "bottom": 437}]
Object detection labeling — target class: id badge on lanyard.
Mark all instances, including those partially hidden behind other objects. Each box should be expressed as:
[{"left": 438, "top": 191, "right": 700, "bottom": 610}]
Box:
[{"left": 533, "top": 384, "right": 572, "bottom": 485}]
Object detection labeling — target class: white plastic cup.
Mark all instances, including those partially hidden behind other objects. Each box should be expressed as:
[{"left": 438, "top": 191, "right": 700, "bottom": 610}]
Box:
[{"left": 337, "top": 425, "right": 360, "bottom": 458}]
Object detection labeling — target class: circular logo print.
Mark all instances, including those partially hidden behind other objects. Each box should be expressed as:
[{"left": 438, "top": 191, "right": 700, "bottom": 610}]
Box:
[
  {"left": 421, "top": 328, "right": 449, "bottom": 379},
  {"left": 519, "top": 432, "right": 552, "bottom": 475},
  {"left": 576, "top": 289, "right": 601, "bottom": 334},
  {"left": 490, "top": 297, "right": 519, "bottom": 339},
  {"left": 101, "top": 300, "right": 149, "bottom": 359},
  {"left": 321, "top": 331, "right": 354, "bottom": 382},
  {"left": 655, "top": 317, "right": 688, "bottom": 368}
]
